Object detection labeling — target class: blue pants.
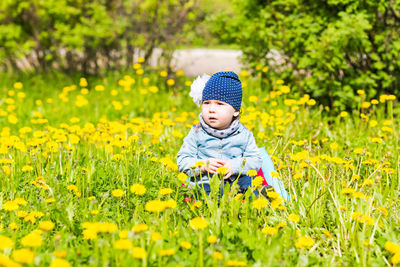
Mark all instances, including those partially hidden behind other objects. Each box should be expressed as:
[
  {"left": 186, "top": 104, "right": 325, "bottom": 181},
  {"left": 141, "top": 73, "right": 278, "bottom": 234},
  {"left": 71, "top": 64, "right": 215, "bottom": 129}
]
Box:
[{"left": 196, "top": 175, "right": 258, "bottom": 198}]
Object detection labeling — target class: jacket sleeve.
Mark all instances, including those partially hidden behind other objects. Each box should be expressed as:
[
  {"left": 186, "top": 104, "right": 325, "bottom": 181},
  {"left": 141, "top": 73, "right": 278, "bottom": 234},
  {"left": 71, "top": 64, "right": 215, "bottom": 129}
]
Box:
[
  {"left": 230, "top": 131, "right": 262, "bottom": 177},
  {"left": 176, "top": 127, "right": 200, "bottom": 177}
]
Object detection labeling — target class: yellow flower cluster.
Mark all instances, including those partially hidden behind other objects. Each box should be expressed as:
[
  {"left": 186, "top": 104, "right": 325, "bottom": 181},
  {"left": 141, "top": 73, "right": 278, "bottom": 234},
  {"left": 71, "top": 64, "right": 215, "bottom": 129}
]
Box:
[
  {"left": 82, "top": 222, "right": 118, "bottom": 239},
  {"left": 145, "top": 199, "right": 177, "bottom": 213},
  {"left": 295, "top": 236, "right": 315, "bottom": 249}
]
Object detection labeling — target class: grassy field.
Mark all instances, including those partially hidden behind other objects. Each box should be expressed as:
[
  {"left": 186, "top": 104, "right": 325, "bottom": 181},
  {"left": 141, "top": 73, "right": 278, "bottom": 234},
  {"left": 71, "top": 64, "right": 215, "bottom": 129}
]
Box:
[{"left": 0, "top": 64, "right": 399, "bottom": 266}]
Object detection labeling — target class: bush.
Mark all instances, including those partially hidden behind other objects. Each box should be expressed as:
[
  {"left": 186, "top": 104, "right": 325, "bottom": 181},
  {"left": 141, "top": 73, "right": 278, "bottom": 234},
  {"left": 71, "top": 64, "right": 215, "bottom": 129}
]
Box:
[
  {"left": 0, "top": 0, "right": 200, "bottom": 75},
  {"left": 210, "top": 0, "right": 400, "bottom": 109}
]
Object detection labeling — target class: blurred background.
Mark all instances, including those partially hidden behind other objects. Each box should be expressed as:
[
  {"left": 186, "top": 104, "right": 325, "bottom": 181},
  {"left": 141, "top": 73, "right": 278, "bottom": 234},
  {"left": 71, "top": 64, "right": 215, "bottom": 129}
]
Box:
[{"left": 1, "top": 0, "right": 399, "bottom": 109}]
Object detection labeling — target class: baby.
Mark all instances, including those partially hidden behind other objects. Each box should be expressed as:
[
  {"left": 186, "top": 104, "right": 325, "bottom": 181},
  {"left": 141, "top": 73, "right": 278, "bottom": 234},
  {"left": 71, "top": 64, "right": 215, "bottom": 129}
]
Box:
[{"left": 177, "top": 71, "right": 262, "bottom": 196}]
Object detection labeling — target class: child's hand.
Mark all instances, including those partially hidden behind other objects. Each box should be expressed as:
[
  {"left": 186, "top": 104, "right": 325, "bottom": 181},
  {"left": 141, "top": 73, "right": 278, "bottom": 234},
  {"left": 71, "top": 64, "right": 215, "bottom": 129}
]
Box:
[
  {"left": 205, "top": 158, "right": 225, "bottom": 174},
  {"left": 198, "top": 158, "right": 223, "bottom": 174},
  {"left": 221, "top": 160, "right": 233, "bottom": 179}
]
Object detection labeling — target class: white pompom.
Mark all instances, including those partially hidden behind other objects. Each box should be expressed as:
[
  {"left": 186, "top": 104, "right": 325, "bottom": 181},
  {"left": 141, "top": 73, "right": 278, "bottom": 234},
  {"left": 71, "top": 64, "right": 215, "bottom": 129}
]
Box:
[{"left": 189, "top": 74, "right": 210, "bottom": 107}]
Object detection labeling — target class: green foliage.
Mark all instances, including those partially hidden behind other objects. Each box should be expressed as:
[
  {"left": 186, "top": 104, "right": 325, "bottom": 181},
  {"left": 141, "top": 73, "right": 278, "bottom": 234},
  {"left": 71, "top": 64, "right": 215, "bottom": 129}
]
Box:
[
  {"left": 210, "top": 0, "right": 400, "bottom": 109},
  {"left": 0, "top": 0, "right": 201, "bottom": 74}
]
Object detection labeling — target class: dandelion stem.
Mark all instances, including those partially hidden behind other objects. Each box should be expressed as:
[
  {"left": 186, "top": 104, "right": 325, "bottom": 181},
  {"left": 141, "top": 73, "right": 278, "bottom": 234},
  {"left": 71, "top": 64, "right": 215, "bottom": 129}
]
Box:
[{"left": 199, "top": 231, "right": 204, "bottom": 267}]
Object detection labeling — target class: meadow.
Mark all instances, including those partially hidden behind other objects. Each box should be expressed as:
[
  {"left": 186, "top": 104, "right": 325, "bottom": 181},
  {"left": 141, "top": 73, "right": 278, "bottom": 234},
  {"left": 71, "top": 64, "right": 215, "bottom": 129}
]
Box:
[{"left": 0, "top": 62, "right": 399, "bottom": 266}]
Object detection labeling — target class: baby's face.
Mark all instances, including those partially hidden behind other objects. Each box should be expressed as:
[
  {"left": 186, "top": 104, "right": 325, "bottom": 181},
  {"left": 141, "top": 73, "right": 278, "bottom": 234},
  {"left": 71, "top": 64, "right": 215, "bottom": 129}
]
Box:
[{"left": 201, "top": 99, "right": 236, "bottom": 130}]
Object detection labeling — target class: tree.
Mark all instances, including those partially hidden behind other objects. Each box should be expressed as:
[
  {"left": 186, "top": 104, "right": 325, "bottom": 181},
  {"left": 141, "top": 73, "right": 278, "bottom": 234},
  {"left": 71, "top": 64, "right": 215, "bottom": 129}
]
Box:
[{"left": 210, "top": 0, "right": 400, "bottom": 109}]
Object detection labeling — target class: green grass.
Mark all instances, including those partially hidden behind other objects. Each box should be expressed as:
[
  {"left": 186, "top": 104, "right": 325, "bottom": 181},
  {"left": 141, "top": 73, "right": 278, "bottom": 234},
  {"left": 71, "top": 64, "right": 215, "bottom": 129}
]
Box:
[{"left": 0, "top": 67, "right": 399, "bottom": 266}]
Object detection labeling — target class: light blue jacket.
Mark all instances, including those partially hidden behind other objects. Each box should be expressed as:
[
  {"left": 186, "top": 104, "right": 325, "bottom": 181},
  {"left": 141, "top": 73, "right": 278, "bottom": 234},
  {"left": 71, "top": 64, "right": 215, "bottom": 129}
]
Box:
[{"left": 176, "top": 122, "right": 262, "bottom": 183}]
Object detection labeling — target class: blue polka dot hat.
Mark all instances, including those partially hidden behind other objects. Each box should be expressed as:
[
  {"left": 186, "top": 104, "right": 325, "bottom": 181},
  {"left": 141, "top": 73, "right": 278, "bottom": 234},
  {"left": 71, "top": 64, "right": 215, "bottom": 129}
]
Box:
[{"left": 202, "top": 71, "right": 242, "bottom": 111}]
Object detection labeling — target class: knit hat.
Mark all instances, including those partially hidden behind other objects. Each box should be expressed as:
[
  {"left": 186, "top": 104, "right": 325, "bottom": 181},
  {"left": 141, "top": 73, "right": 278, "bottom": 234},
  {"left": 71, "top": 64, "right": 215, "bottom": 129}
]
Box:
[{"left": 202, "top": 71, "right": 242, "bottom": 111}]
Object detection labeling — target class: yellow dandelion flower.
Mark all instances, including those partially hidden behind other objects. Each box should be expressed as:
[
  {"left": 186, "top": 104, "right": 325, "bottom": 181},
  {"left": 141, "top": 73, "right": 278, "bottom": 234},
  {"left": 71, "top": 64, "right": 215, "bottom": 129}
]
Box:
[
  {"left": 145, "top": 200, "right": 166, "bottom": 213},
  {"left": 207, "top": 235, "right": 217, "bottom": 244},
  {"left": 130, "top": 184, "right": 146, "bottom": 195},
  {"left": 226, "top": 259, "right": 247, "bottom": 266},
  {"left": 180, "top": 241, "right": 192, "bottom": 249},
  {"left": 329, "top": 142, "right": 339, "bottom": 150},
  {"left": 280, "top": 85, "right": 290, "bottom": 94},
  {"left": 167, "top": 79, "right": 175, "bottom": 86},
  {"left": 213, "top": 251, "right": 223, "bottom": 260},
  {"left": 190, "top": 201, "right": 202, "bottom": 211},
  {"left": 384, "top": 241, "right": 400, "bottom": 254},
  {"left": 195, "top": 161, "right": 205, "bottom": 167},
  {"left": 21, "top": 165, "right": 33, "bottom": 172},
  {"left": 354, "top": 147, "right": 364, "bottom": 154},
  {"left": 362, "top": 241, "right": 373, "bottom": 247},
  {"left": 112, "top": 189, "right": 125, "bottom": 198},
  {"left": 2, "top": 200, "right": 19, "bottom": 211},
  {"left": 82, "top": 229, "right": 97, "bottom": 240},
  {"left": 53, "top": 251, "right": 67, "bottom": 258},
  {"left": 267, "top": 191, "right": 280, "bottom": 199},
  {"left": 246, "top": 169, "right": 258, "bottom": 177},
  {"left": 50, "top": 258, "right": 71, "bottom": 267},
  {"left": 9, "top": 222, "right": 18, "bottom": 230},
  {"left": 159, "top": 248, "right": 175, "bottom": 256},
  {"left": 270, "top": 171, "right": 279, "bottom": 178},
  {"left": 261, "top": 226, "right": 278, "bottom": 236},
  {"left": 119, "top": 230, "right": 129, "bottom": 239},
  {"left": 352, "top": 191, "right": 366, "bottom": 199},
  {"left": 0, "top": 235, "right": 13, "bottom": 250},
  {"left": 369, "top": 120, "right": 378, "bottom": 128},
  {"left": 295, "top": 236, "right": 315, "bottom": 249},
  {"left": 39, "top": 220, "right": 55, "bottom": 231},
  {"left": 111, "top": 154, "right": 123, "bottom": 161},
  {"left": 164, "top": 199, "right": 177, "bottom": 209},
  {"left": 251, "top": 176, "right": 264, "bottom": 188},
  {"left": 362, "top": 179, "right": 374, "bottom": 186},
  {"left": 90, "top": 210, "right": 99, "bottom": 215},
  {"left": 95, "top": 85, "right": 105, "bottom": 91},
  {"left": 17, "top": 210, "right": 28, "bottom": 218},
  {"left": 217, "top": 166, "right": 228, "bottom": 175},
  {"left": 362, "top": 102, "right": 371, "bottom": 109},
  {"left": 131, "top": 223, "right": 148, "bottom": 233},
  {"left": 45, "top": 198, "right": 56, "bottom": 203},
  {"left": 351, "top": 211, "right": 362, "bottom": 220},
  {"left": 79, "top": 78, "right": 88, "bottom": 87},
  {"left": 288, "top": 213, "right": 300, "bottom": 223},
  {"left": 12, "top": 248, "right": 34, "bottom": 264},
  {"left": 21, "top": 232, "right": 42, "bottom": 247},
  {"left": 360, "top": 215, "right": 374, "bottom": 226},
  {"left": 132, "top": 247, "right": 147, "bottom": 259},
  {"left": 277, "top": 222, "right": 287, "bottom": 228},
  {"left": 13, "top": 82, "right": 23, "bottom": 89},
  {"left": 376, "top": 207, "right": 388, "bottom": 217},
  {"left": 249, "top": 96, "right": 258, "bottom": 103},
  {"left": 342, "top": 187, "right": 355, "bottom": 194},
  {"left": 293, "top": 172, "right": 303, "bottom": 179},
  {"left": 322, "top": 230, "right": 333, "bottom": 239},
  {"left": 252, "top": 198, "right": 268, "bottom": 210},
  {"left": 178, "top": 172, "right": 188, "bottom": 182},
  {"left": 67, "top": 184, "right": 78, "bottom": 192},
  {"left": 391, "top": 253, "right": 400, "bottom": 265},
  {"left": 114, "top": 239, "right": 133, "bottom": 250},
  {"left": 159, "top": 188, "right": 173, "bottom": 195},
  {"left": 189, "top": 217, "right": 208, "bottom": 230},
  {"left": 151, "top": 232, "right": 162, "bottom": 242}
]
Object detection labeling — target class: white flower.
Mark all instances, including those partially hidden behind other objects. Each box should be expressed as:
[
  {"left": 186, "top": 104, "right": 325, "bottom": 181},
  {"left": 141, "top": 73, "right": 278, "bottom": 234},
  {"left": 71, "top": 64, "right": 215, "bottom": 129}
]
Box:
[{"left": 190, "top": 74, "right": 210, "bottom": 106}]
